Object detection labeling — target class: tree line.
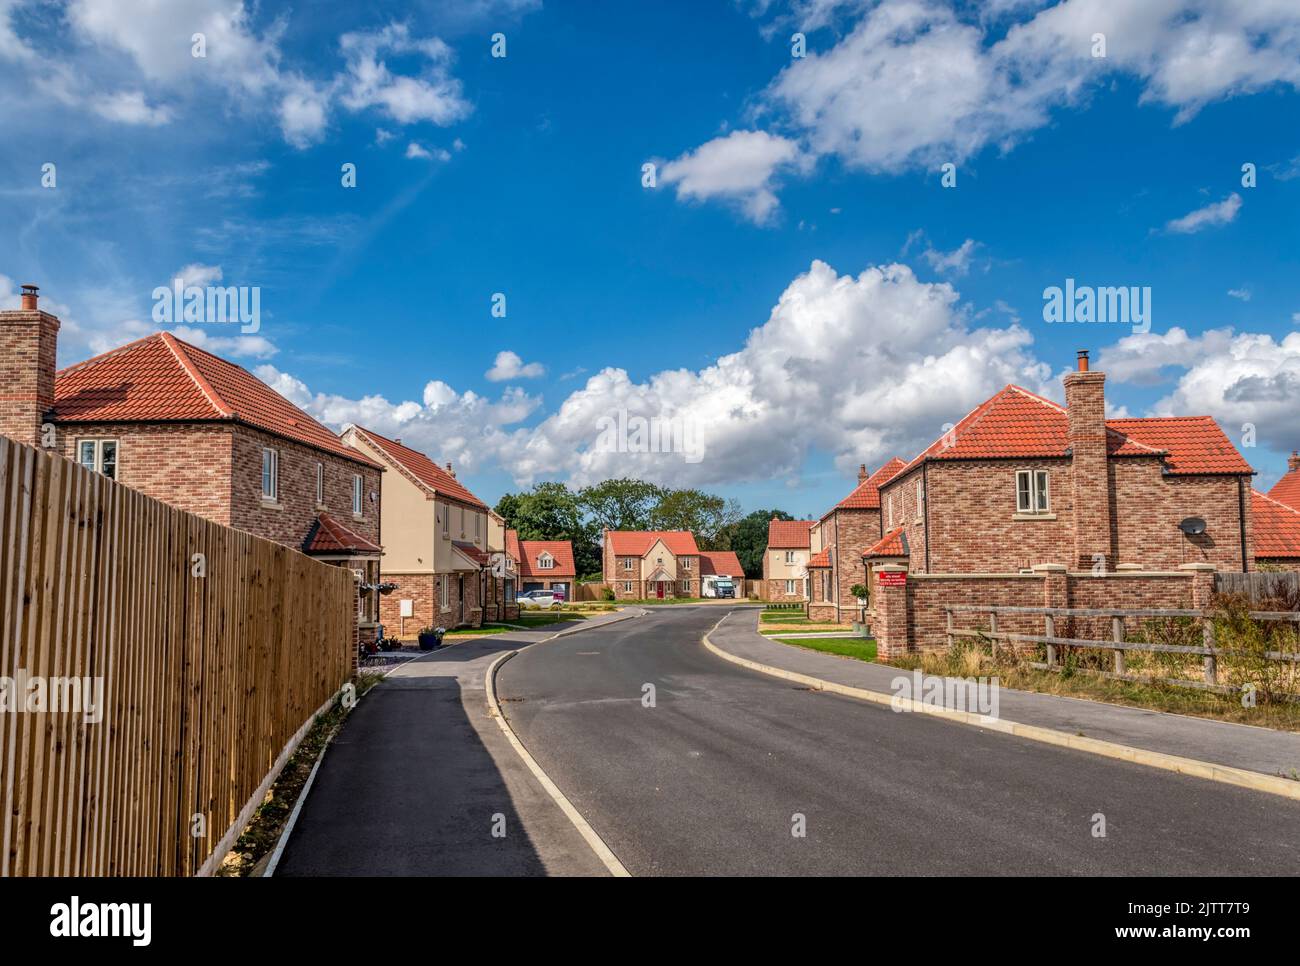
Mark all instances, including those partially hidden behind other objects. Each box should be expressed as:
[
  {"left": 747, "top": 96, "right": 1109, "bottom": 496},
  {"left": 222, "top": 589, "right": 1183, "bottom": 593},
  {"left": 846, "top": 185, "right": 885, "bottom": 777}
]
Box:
[{"left": 493, "top": 478, "right": 796, "bottom": 581}]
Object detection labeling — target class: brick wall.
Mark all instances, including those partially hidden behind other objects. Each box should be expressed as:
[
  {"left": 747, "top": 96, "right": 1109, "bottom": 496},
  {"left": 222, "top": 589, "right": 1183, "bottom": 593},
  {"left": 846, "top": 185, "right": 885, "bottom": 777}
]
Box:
[
  {"left": 380, "top": 570, "right": 489, "bottom": 634},
  {"left": 0, "top": 310, "right": 59, "bottom": 447},
  {"left": 55, "top": 422, "right": 236, "bottom": 526},
  {"left": 1110, "top": 461, "right": 1251, "bottom": 571},
  {"left": 825, "top": 507, "right": 881, "bottom": 619},
  {"left": 765, "top": 577, "right": 805, "bottom": 601}
]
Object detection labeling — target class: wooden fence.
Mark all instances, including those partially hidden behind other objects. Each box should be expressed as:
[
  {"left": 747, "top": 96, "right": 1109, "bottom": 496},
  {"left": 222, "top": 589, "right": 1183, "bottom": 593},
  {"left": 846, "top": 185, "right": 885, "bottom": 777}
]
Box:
[
  {"left": 0, "top": 437, "right": 356, "bottom": 876},
  {"left": 1216, "top": 570, "right": 1300, "bottom": 603}
]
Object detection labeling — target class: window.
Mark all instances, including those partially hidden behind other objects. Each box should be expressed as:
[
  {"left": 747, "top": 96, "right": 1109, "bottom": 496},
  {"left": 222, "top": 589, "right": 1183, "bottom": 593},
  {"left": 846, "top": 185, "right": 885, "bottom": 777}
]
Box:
[
  {"left": 785, "top": 579, "right": 797, "bottom": 595},
  {"left": 352, "top": 475, "right": 363, "bottom": 515},
  {"left": 459, "top": 506, "right": 465, "bottom": 535},
  {"left": 316, "top": 462, "right": 324, "bottom": 505},
  {"left": 439, "top": 577, "right": 449, "bottom": 608},
  {"left": 261, "top": 448, "right": 278, "bottom": 501},
  {"left": 475, "top": 512, "right": 481, "bottom": 539},
  {"left": 915, "top": 479, "right": 924, "bottom": 522},
  {"left": 622, "top": 581, "right": 633, "bottom": 593},
  {"left": 537, "top": 553, "right": 554, "bottom": 570},
  {"left": 682, "top": 557, "right": 691, "bottom": 570},
  {"left": 680, "top": 579, "right": 690, "bottom": 592},
  {"left": 623, "top": 557, "right": 634, "bottom": 571},
  {"left": 78, "top": 439, "right": 117, "bottom": 480},
  {"left": 442, "top": 504, "right": 449, "bottom": 537},
  {"left": 1016, "top": 470, "right": 1051, "bottom": 514},
  {"left": 887, "top": 494, "right": 894, "bottom": 527},
  {"left": 784, "top": 550, "right": 795, "bottom": 565},
  {"left": 504, "top": 579, "right": 514, "bottom": 600}
]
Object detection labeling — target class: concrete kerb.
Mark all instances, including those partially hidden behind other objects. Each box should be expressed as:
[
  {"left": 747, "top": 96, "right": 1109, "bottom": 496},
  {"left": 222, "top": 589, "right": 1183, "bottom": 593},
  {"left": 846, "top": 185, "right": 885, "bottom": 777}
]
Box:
[
  {"left": 701, "top": 611, "right": 1300, "bottom": 803},
  {"left": 484, "top": 608, "right": 645, "bottom": 877}
]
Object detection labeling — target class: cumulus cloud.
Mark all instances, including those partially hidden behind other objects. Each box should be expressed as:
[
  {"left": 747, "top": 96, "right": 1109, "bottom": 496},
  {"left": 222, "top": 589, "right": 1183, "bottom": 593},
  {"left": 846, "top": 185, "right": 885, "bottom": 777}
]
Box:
[
  {"left": 665, "top": 1, "right": 1300, "bottom": 216},
  {"left": 1163, "top": 192, "right": 1242, "bottom": 233},
  {"left": 485, "top": 350, "right": 545, "bottom": 381},
  {"left": 659, "top": 130, "right": 806, "bottom": 223}
]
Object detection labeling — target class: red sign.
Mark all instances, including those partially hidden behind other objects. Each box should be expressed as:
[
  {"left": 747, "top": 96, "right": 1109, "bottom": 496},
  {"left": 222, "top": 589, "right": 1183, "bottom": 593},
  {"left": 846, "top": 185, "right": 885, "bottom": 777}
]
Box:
[{"left": 877, "top": 571, "right": 907, "bottom": 587}]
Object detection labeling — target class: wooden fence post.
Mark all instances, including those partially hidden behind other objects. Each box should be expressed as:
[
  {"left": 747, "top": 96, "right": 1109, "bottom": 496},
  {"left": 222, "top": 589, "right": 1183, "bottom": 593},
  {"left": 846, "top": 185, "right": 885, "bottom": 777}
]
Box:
[
  {"left": 988, "top": 610, "right": 999, "bottom": 657},
  {"left": 1045, "top": 613, "right": 1056, "bottom": 667},
  {"left": 945, "top": 607, "right": 954, "bottom": 650},
  {"left": 1203, "top": 619, "right": 1217, "bottom": 685},
  {"left": 1112, "top": 616, "right": 1125, "bottom": 675}
]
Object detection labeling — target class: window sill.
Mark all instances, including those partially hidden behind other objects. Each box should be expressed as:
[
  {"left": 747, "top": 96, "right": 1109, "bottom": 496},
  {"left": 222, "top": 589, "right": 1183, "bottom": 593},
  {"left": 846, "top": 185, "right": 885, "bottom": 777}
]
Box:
[
  {"left": 261, "top": 499, "right": 283, "bottom": 510},
  {"left": 352, "top": 513, "right": 365, "bottom": 523},
  {"left": 315, "top": 503, "right": 327, "bottom": 512},
  {"left": 1013, "top": 512, "right": 1057, "bottom": 521}
]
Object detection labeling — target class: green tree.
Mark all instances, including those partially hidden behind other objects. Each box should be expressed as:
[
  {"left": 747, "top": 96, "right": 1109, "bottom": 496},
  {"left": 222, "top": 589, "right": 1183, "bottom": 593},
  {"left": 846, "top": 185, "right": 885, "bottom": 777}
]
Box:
[
  {"left": 494, "top": 483, "right": 601, "bottom": 577},
  {"left": 727, "top": 508, "right": 794, "bottom": 578},
  {"left": 577, "top": 478, "right": 664, "bottom": 532},
  {"left": 649, "top": 488, "right": 741, "bottom": 548}
]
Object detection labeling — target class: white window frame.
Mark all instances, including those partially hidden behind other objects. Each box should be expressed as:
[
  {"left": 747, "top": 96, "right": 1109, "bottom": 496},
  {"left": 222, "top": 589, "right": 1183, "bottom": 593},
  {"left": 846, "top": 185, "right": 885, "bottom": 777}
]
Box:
[
  {"left": 680, "top": 579, "right": 690, "bottom": 592},
  {"left": 682, "top": 557, "right": 691, "bottom": 570},
  {"left": 352, "top": 474, "right": 363, "bottom": 515},
  {"left": 316, "top": 462, "right": 325, "bottom": 506},
  {"left": 459, "top": 506, "right": 465, "bottom": 535},
  {"left": 623, "top": 557, "right": 634, "bottom": 571},
  {"left": 1016, "top": 469, "right": 1051, "bottom": 514},
  {"left": 442, "top": 503, "right": 449, "bottom": 537},
  {"left": 537, "top": 552, "right": 554, "bottom": 570},
  {"left": 475, "top": 512, "right": 481, "bottom": 540},
  {"left": 439, "top": 577, "right": 450, "bottom": 609},
  {"left": 77, "top": 438, "right": 118, "bottom": 480},
  {"left": 915, "top": 479, "right": 924, "bottom": 522},
  {"left": 784, "top": 579, "right": 797, "bottom": 595},
  {"left": 622, "top": 581, "right": 633, "bottom": 593},
  {"left": 784, "top": 550, "right": 795, "bottom": 565},
  {"left": 261, "top": 448, "right": 278, "bottom": 502},
  {"left": 888, "top": 494, "right": 894, "bottom": 527}
]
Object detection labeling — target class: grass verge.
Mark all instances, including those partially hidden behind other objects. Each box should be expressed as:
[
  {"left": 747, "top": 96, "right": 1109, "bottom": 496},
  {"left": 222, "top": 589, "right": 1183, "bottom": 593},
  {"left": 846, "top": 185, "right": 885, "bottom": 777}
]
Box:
[
  {"left": 773, "top": 636, "right": 878, "bottom": 662},
  {"left": 216, "top": 671, "right": 385, "bottom": 876}
]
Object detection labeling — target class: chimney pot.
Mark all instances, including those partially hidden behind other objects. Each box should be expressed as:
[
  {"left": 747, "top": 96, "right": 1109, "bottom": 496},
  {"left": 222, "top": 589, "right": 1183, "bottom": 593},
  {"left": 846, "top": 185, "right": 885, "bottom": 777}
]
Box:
[
  {"left": 858, "top": 463, "right": 868, "bottom": 483},
  {"left": 20, "top": 284, "right": 39, "bottom": 311},
  {"left": 1076, "top": 349, "right": 1089, "bottom": 372},
  {"left": 445, "top": 461, "right": 455, "bottom": 478},
  {"left": 1289, "top": 451, "right": 1300, "bottom": 473}
]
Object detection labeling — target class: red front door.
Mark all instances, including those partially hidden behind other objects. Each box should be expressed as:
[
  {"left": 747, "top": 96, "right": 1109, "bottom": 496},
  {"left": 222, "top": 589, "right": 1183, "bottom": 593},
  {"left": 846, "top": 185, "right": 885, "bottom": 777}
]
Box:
[{"left": 656, "top": 581, "right": 665, "bottom": 599}]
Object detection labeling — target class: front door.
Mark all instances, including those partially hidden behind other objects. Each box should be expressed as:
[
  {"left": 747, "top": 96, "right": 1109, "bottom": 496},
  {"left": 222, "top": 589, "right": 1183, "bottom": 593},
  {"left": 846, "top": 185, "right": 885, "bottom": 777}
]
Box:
[
  {"left": 656, "top": 581, "right": 665, "bottom": 599},
  {"left": 458, "top": 575, "right": 465, "bottom": 623}
]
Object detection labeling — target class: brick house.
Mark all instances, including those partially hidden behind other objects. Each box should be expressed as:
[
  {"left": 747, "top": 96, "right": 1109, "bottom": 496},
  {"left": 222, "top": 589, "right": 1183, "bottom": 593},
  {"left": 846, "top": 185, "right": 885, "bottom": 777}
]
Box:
[
  {"left": 1253, "top": 490, "right": 1300, "bottom": 571},
  {"left": 0, "top": 285, "right": 386, "bottom": 641},
  {"left": 806, "top": 459, "right": 906, "bottom": 621},
  {"left": 762, "top": 519, "right": 814, "bottom": 601},
  {"left": 342, "top": 425, "right": 499, "bottom": 634},
  {"left": 485, "top": 510, "right": 522, "bottom": 623},
  {"left": 1269, "top": 452, "right": 1300, "bottom": 509},
  {"left": 602, "top": 530, "right": 701, "bottom": 600},
  {"left": 508, "top": 533, "right": 577, "bottom": 600},
  {"left": 872, "top": 350, "right": 1255, "bottom": 582}
]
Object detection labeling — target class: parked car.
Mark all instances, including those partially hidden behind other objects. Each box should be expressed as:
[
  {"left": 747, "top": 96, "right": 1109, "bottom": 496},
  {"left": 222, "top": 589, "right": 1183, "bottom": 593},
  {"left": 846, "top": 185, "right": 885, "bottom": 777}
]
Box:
[{"left": 517, "top": 589, "right": 563, "bottom": 609}]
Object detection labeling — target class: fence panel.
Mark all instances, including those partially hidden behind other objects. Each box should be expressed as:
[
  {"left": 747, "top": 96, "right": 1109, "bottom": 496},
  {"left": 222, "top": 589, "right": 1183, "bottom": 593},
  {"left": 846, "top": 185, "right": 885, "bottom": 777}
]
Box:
[
  {"left": 0, "top": 436, "right": 354, "bottom": 876},
  {"left": 1216, "top": 571, "right": 1300, "bottom": 602}
]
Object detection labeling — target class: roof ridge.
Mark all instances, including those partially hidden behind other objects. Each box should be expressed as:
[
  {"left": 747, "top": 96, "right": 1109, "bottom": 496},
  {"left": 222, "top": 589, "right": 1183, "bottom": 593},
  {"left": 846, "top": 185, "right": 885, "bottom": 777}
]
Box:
[
  {"left": 55, "top": 331, "right": 161, "bottom": 378},
  {"left": 1007, "top": 383, "right": 1066, "bottom": 412},
  {"left": 160, "top": 332, "right": 232, "bottom": 418}
]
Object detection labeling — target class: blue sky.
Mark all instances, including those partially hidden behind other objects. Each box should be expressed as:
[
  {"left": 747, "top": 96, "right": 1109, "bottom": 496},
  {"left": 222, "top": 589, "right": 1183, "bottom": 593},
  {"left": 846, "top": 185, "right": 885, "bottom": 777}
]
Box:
[{"left": 2, "top": 0, "right": 1298, "bottom": 517}]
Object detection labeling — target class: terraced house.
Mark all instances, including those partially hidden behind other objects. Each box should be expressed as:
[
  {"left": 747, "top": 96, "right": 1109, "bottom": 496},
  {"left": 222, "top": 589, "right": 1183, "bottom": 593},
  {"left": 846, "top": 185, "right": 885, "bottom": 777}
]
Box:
[
  {"left": 871, "top": 351, "right": 1255, "bottom": 581},
  {"left": 806, "top": 459, "right": 905, "bottom": 622},
  {"left": 602, "top": 530, "right": 701, "bottom": 600},
  {"left": 0, "top": 285, "right": 386, "bottom": 641},
  {"left": 762, "top": 518, "right": 814, "bottom": 601},
  {"left": 343, "top": 426, "right": 500, "bottom": 634}
]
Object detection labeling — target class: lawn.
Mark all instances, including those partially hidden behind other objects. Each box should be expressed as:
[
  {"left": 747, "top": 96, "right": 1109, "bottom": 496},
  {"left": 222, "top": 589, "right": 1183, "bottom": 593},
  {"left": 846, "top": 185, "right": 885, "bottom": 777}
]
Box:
[
  {"left": 503, "top": 611, "right": 589, "bottom": 628},
  {"left": 773, "top": 636, "right": 878, "bottom": 662}
]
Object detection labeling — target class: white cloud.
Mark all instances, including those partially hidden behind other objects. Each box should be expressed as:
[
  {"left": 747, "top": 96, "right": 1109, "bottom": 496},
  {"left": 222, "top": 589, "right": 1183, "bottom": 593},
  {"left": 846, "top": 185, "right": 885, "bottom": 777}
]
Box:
[
  {"left": 1163, "top": 192, "right": 1242, "bottom": 233},
  {"left": 921, "top": 238, "right": 983, "bottom": 276},
  {"left": 1227, "top": 287, "right": 1251, "bottom": 301},
  {"left": 172, "top": 263, "right": 224, "bottom": 287},
  {"left": 338, "top": 24, "right": 470, "bottom": 126},
  {"left": 659, "top": 130, "right": 805, "bottom": 223},
  {"left": 169, "top": 325, "right": 277, "bottom": 358},
  {"left": 90, "top": 90, "right": 172, "bottom": 126},
  {"left": 405, "top": 141, "right": 451, "bottom": 161},
  {"left": 485, "top": 350, "right": 545, "bottom": 381}
]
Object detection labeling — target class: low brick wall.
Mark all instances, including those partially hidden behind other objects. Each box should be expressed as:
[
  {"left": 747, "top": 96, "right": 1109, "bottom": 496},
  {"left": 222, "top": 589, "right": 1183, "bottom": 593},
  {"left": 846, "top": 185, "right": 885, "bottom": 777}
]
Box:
[{"left": 873, "top": 563, "right": 1214, "bottom": 658}]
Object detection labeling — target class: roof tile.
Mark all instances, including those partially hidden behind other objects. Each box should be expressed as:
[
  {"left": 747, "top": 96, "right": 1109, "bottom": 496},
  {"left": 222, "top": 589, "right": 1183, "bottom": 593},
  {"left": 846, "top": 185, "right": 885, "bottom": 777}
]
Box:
[
  {"left": 353, "top": 426, "right": 488, "bottom": 509},
  {"left": 1253, "top": 491, "right": 1300, "bottom": 559},
  {"left": 767, "top": 519, "right": 814, "bottom": 548}
]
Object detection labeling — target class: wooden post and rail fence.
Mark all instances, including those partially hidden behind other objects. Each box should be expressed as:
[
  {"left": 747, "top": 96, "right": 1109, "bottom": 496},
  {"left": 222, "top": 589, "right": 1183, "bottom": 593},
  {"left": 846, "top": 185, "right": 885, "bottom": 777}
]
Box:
[
  {"left": 945, "top": 603, "right": 1300, "bottom": 693},
  {"left": 0, "top": 436, "right": 356, "bottom": 876}
]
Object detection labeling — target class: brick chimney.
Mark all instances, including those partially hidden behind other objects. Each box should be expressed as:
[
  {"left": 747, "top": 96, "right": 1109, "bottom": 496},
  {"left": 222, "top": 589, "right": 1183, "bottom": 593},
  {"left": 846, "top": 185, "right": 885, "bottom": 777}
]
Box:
[
  {"left": 445, "top": 461, "right": 456, "bottom": 478},
  {"left": 858, "top": 463, "right": 868, "bottom": 483},
  {"left": 1064, "top": 349, "right": 1112, "bottom": 570},
  {"left": 0, "top": 285, "right": 60, "bottom": 448},
  {"left": 1289, "top": 451, "right": 1300, "bottom": 473}
]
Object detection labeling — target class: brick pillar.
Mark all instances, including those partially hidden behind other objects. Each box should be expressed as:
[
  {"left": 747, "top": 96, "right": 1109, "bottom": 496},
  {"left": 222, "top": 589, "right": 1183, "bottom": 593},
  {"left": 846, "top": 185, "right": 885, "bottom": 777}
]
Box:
[
  {"left": 1180, "top": 562, "right": 1216, "bottom": 610},
  {"left": 873, "top": 565, "right": 910, "bottom": 660},
  {"left": 0, "top": 286, "right": 60, "bottom": 448},
  {"left": 1064, "top": 357, "right": 1112, "bottom": 570}
]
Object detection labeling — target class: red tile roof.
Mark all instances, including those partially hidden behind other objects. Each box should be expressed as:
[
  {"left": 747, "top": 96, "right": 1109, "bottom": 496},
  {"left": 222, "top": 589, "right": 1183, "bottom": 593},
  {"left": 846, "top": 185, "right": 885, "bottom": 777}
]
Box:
[
  {"left": 862, "top": 527, "right": 909, "bottom": 559},
  {"left": 699, "top": 550, "right": 743, "bottom": 576},
  {"left": 834, "top": 458, "right": 907, "bottom": 510},
  {"left": 806, "top": 548, "right": 831, "bottom": 568},
  {"left": 1253, "top": 491, "right": 1300, "bottom": 559},
  {"left": 605, "top": 530, "right": 700, "bottom": 556},
  {"left": 351, "top": 426, "right": 487, "bottom": 509},
  {"left": 53, "top": 332, "right": 379, "bottom": 467},
  {"left": 893, "top": 385, "right": 1253, "bottom": 479},
  {"left": 517, "top": 540, "right": 577, "bottom": 578},
  {"left": 452, "top": 540, "right": 490, "bottom": 567},
  {"left": 505, "top": 529, "right": 522, "bottom": 563},
  {"left": 302, "top": 512, "right": 382, "bottom": 555},
  {"left": 1268, "top": 465, "right": 1300, "bottom": 510},
  {"left": 767, "top": 519, "right": 814, "bottom": 549}
]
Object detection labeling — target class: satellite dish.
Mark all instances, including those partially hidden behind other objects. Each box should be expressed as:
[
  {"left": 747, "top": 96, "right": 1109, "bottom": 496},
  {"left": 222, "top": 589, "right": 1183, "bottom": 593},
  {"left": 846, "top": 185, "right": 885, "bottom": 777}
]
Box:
[{"left": 1178, "top": 517, "right": 1207, "bottom": 536}]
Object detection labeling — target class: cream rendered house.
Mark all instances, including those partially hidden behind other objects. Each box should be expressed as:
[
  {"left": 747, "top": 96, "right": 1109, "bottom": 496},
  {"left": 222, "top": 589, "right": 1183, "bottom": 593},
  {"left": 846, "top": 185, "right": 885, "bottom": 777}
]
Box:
[
  {"left": 343, "top": 426, "right": 494, "bottom": 633},
  {"left": 762, "top": 519, "right": 814, "bottom": 601}
]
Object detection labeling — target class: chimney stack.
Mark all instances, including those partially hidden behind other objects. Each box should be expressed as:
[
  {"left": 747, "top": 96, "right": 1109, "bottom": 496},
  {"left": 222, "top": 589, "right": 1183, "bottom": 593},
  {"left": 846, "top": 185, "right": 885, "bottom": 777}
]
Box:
[
  {"left": 445, "top": 461, "right": 456, "bottom": 478},
  {"left": 858, "top": 463, "right": 868, "bottom": 483},
  {"left": 1289, "top": 451, "right": 1300, "bottom": 473},
  {"left": 1063, "top": 349, "right": 1112, "bottom": 570},
  {"left": 0, "top": 283, "right": 60, "bottom": 448}
]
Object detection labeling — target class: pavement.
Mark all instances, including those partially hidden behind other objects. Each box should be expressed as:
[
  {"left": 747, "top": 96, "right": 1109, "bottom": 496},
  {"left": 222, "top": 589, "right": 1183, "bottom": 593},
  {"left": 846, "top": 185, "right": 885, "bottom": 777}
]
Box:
[
  {"left": 274, "top": 612, "right": 631, "bottom": 876},
  {"left": 713, "top": 609, "right": 1300, "bottom": 780},
  {"left": 497, "top": 604, "right": 1300, "bottom": 875}
]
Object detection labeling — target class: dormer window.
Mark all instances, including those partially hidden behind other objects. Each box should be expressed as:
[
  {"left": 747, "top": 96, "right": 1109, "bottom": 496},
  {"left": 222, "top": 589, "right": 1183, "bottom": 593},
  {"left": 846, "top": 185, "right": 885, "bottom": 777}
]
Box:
[{"left": 537, "top": 552, "right": 554, "bottom": 570}]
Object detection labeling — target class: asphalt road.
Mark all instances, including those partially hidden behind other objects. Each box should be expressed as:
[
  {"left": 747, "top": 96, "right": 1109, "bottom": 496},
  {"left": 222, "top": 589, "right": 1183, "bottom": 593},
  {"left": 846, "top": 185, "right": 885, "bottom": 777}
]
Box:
[{"left": 496, "top": 605, "right": 1300, "bottom": 875}]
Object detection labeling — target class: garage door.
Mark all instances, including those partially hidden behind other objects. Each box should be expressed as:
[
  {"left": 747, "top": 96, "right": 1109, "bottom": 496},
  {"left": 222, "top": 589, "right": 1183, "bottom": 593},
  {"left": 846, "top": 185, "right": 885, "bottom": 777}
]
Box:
[{"left": 522, "top": 582, "right": 543, "bottom": 593}]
